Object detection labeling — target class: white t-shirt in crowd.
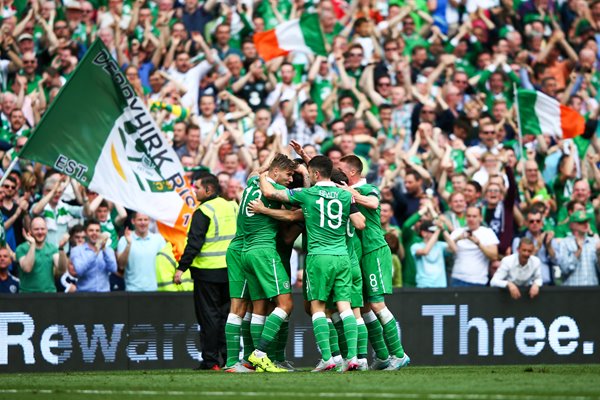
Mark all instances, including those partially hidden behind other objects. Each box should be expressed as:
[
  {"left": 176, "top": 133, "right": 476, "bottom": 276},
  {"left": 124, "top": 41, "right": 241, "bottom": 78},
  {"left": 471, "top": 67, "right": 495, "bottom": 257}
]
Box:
[
  {"left": 450, "top": 226, "right": 499, "bottom": 285},
  {"left": 168, "top": 60, "right": 212, "bottom": 115}
]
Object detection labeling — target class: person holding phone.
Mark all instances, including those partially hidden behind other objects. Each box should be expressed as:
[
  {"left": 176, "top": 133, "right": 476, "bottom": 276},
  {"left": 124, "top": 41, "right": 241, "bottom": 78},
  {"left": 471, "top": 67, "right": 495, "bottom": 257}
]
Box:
[{"left": 450, "top": 206, "right": 499, "bottom": 286}]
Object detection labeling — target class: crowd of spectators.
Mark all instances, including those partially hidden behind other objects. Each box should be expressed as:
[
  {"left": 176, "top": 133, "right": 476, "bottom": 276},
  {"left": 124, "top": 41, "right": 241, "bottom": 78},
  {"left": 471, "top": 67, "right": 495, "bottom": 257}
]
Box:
[{"left": 0, "top": 0, "right": 599, "bottom": 295}]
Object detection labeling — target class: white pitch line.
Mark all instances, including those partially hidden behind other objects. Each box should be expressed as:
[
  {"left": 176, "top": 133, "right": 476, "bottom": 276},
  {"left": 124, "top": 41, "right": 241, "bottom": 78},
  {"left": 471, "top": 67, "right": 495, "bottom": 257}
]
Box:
[{"left": 0, "top": 389, "right": 598, "bottom": 400}]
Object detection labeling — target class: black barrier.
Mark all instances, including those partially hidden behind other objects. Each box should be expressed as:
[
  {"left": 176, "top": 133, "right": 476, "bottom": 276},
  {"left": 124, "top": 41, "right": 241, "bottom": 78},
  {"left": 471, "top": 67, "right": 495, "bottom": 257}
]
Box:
[{"left": 1, "top": 288, "right": 599, "bottom": 372}]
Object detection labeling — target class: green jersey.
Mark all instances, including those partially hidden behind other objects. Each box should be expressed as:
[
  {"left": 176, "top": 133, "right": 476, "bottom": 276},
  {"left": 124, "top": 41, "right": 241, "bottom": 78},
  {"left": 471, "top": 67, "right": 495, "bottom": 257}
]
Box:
[
  {"left": 100, "top": 219, "right": 118, "bottom": 251},
  {"left": 354, "top": 182, "right": 388, "bottom": 254},
  {"left": 287, "top": 181, "right": 353, "bottom": 256},
  {"left": 240, "top": 176, "right": 286, "bottom": 251}
]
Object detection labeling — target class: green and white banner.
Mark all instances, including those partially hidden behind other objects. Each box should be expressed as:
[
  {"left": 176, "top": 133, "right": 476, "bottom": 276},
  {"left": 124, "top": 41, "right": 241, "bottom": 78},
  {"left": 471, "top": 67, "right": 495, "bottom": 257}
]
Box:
[{"left": 19, "top": 40, "right": 192, "bottom": 227}]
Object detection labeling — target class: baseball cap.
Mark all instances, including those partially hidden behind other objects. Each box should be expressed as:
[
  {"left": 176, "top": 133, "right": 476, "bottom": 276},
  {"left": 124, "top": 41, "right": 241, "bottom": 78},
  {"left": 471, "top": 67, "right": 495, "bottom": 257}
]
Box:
[
  {"left": 17, "top": 33, "right": 33, "bottom": 42},
  {"left": 569, "top": 210, "right": 590, "bottom": 224},
  {"left": 341, "top": 107, "right": 356, "bottom": 117}
]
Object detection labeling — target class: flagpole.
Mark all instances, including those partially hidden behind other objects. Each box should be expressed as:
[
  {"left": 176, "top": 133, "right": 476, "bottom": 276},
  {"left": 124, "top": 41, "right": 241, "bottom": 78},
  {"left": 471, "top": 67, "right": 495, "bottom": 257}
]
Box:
[
  {"left": 513, "top": 83, "right": 524, "bottom": 163},
  {"left": 0, "top": 156, "right": 19, "bottom": 187}
]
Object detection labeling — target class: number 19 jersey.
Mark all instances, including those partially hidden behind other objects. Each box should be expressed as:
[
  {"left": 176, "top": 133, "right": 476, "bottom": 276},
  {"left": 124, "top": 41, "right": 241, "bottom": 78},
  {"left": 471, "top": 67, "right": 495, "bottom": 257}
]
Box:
[{"left": 287, "top": 181, "right": 353, "bottom": 256}]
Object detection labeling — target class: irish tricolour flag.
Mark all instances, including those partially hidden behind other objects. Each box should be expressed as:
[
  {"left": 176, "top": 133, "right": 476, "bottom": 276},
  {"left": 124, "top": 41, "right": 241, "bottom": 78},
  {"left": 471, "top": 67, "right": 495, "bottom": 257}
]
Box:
[
  {"left": 254, "top": 14, "right": 327, "bottom": 61},
  {"left": 19, "top": 40, "right": 196, "bottom": 259},
  {"left": 517, "top": 89, "right": 585, "bottom": 139}
]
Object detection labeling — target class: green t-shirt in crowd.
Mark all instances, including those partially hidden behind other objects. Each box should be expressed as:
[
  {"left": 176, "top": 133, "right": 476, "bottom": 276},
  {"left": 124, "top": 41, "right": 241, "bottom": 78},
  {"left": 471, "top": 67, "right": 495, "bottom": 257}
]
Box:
[{"left": 16, "top": 241, "right": 58, "bottom": 293}]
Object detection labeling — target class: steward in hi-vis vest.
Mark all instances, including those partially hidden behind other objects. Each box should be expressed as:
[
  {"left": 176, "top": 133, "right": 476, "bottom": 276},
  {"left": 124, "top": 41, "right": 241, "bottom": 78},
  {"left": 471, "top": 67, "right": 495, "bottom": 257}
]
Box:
[
  {"left": 155, "top": 242, "right": 193, "bottom": 291},
  {"left": 174, "top": 173, "right": 237, "bottom": 370}
]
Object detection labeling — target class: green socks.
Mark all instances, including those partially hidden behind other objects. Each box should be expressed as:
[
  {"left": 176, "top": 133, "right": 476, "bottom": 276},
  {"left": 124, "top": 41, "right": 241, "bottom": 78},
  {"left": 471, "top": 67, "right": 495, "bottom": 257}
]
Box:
[
  {"left": 312, "top": 312, "right": 332, "bottom": 361},
  {"left": 363, "top": 311, "right": 389, "bottom": 360},
  {"left": 378, "top": 307, "right": 404, "bottom": 358},
  {"left": 328, "top": 318, "right": 341, "bottom": 357},
  {"left": 241, "top": 312, "right": 253, "bottom": 361},
  {"left": 250, "top": 314, "right": 265, "bottom": 351},
  {"left": 332, "top": 313, "right": 348, "bottom": 358},
  {"left": 257, "top": 307, "right": 287, "bottom": 353},
  {"left": 356, "top": 317, "right": 368, "bottom": 359},
  {"left": 225, "top": 313, "right": 242, "bottom": 367},
  {"left": 340, "top": 310, "right": 357, "bottom": 359},
  {"left": 273, "top": 318, "right": 289, "bottom": 362}
]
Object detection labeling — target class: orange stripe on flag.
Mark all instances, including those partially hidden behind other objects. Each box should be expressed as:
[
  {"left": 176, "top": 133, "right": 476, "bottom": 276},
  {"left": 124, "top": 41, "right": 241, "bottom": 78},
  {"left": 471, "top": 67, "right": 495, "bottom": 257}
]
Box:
[
  {"left": 254, "top": 29, "right": 288, "bottom": 61},
  {"left": 559, "top": 105, "right": 585, "bottom": 139},
  {"left": 157, "top": 180, "right": 197, "bottom": 261}
]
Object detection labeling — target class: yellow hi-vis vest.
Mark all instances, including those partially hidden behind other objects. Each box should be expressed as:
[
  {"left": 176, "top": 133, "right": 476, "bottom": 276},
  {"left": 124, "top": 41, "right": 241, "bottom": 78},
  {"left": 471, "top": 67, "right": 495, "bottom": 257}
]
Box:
[
  {"left": 155, "top": 243, "right": 193, "bottom": 291},
  {"left": 189, "top": 196, "right": 238, "bottom": 270}
]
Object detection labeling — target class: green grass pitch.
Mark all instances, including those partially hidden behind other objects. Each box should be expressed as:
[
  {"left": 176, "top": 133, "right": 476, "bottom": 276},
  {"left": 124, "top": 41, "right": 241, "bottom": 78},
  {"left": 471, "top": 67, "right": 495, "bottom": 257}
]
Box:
[{"left": 2, "top": 365, "right": 600, "bottom": 400}]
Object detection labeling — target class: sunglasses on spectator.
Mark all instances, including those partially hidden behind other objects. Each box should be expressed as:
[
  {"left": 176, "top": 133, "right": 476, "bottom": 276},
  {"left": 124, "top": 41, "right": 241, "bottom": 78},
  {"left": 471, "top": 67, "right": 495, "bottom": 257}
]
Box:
[
  {"left": 349, "top": 53, "right": 363, "bottom": 57},
  {"left": 2, "top": 184, "right": 15, "bottom": 189},
  {"left": 385, "top": 47, "right": 398, "bottom": 51},
  {"left": 377, "top": 82, "right": 391, "bottom": 87},
  {"left": 421, "top": 110, "right": 435, "bottom": 114},
  {"left": 528, "top": 219, "right": 542, "bottom": 224}
]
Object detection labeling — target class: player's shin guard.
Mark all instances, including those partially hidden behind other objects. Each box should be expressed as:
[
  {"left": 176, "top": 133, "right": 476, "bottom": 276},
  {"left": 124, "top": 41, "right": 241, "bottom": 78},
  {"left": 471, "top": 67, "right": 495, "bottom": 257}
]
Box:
[
  {"left": 377, "top": 307, "right": 405, "bottom": 358},
  {"left": 356, "top": 318, "right": 368, "bottom": 359},
  {"left": 242, "top": 312, "right": 254, "bottom": 360},
  {"left": 328, "top": 318, "right": 341, "bottom": 357},
  {"left": 257, "top": 307, "right": 288, "bottom": 352},
  {"left": 225, "top": 314, "right": 243, "bottom": 367},
  {"left": 363, "top": 310, "right": 389, "bottom": 360},
  {"left": 331, "top": 312, "right": 348, "bottom": 358},
  {"left": 273, "top": 317, "right": 289, "bottom": 362},
  {"left": 312, "top": 312, "right": 332, "bottom": 361},
  {"left": 340, "top": 310, "right": 358, "bottom": 359},
  {"left": 250, "top": 314, "right": 266, "bottom": 350}
]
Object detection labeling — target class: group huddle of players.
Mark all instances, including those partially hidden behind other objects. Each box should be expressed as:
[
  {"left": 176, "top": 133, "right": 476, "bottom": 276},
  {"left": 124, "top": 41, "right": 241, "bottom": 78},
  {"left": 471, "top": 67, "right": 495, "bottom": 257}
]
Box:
[{"left": 223, "top": 145, "right": 410, "bottom": 373}]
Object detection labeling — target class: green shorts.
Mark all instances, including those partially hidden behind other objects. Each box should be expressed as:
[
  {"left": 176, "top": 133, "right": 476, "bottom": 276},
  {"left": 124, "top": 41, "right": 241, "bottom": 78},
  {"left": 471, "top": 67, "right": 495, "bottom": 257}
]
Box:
[
  {"left": 326, "top": 252, "right": 363, "bottom": 309},
  {"left": 305, "top": 254, "right": 352, "bottom": 303},
  {"left": 361, "top": 246, "right": 393, "bottom": 300},
  {"left": 242, "top": 247, "right": 291, "bottom": 301},
  {"left": 226, "top": 247, "right": 249, "bottom": 299},
  {"left": 349, "top": 252, "right": 364, "bottom": 308}
]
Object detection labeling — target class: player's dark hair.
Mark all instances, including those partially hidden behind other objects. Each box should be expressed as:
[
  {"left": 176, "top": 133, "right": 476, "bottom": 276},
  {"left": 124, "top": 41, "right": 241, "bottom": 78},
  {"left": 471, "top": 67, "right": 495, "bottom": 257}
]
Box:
[
  {"left": 308, "top": 155, "right": 333, "bottom": 179},
  {"left": 269, "top": 153, "right": 296, "bottom": 172},
  {"left": 466, "top": 180, "right": 482, "bottom": 194},
  {"left": 330, "top": 168, "right": 349, "bottom": 185},
  {"left": 340, "top": 155, "right": 363, "bottom": 174},
  {"left": 381, "top": 199, "right": 393, "bottom": 208},
  {"left": 566, "top": 199, "right": 582, "bottom": 213},
  {"left": 419, "top": 220, "right": 434, "bottom": 233},
  {"left": 198, "top": 173, "right": 220, "bottom": 195},
  {"left": 405, "top": 170, "right": 422, "bottom": 181},
  {"left": 191, "top": 169, "right": 211, "bottom": 183},
  {"left": 84, "top": 218, "right": 101, "bottom": 230},
  {"left": 300, "top": 99, "right": 316, "bottom": 110},
  {"left": 4, "top": 175, "right": 17, "bottom": 186}
]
